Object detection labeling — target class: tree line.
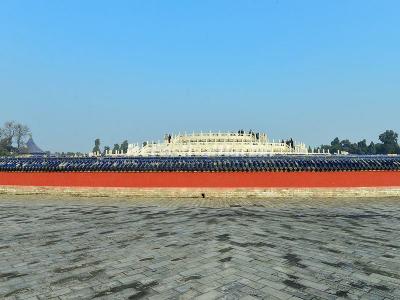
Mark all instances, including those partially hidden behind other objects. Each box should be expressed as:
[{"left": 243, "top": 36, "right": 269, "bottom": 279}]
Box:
[
  {"left": 315, "top": 130, "right": 400, "bottom": 155},
  {"left": 0, "top": 121, "right": 31, "bottom": 156},
  {"left": 92, "top": 138, "right": 129, "bottom": 155}
]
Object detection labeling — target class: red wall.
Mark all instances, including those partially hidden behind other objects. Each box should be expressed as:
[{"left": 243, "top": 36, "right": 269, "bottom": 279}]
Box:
[{"left": 0, "top": 171, "right": 399, "bottom": 188}]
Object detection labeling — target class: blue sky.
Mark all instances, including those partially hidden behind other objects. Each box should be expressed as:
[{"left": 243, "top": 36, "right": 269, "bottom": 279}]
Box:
[{"left": 1, "top": 1, "right": 399, "bottom": 152}]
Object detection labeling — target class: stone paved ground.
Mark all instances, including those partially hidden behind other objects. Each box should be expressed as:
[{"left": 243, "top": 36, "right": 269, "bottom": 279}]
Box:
[{"left": 0, "top": 195, "right": 400, "bottom": 300}]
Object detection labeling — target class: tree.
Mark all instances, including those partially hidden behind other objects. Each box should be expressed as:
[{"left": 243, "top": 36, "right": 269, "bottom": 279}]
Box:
[
  {"left": 379, "top": 130, "right": 398, "bottom": 145},
  {"left": 14, "top": 123, "right": 31, "bottom": 150},
  {"left": 1, "top": 121, "right": 16, "bottom": 141},
  {"left": 318, "top": 130, "right": 400, "bottom": 155},
  {"left": 0, "top": 137, "right": 12, "bottom": 156},
  {"left": 120, "top": 140, "right": 129, "bottom": 154},
  {"left": 377, "top": 130, "right": 400, "bottom": 154},
  {"left": 112, "top": 143, "right": 120, "bottom": 154},
  {"left": 340, "top": 139, "right": 352, "bottom": 153},
  {"left": 93, "top": 139, "right": 101, "bottom": 153},
  {"left": 367, "top": 142, "right": 376, "bottom": 155},
  {"left": 0, "top": 121, "right": 31, "bottom": 154},
  {"left": 330, "top": 137, "right": 341, "bottom": 154},
  {"left": 357, "top": 139, "right": 368, "bottom": 155},
  {"left": 103, "top": 146, "right": 110, "bottom": 156}
]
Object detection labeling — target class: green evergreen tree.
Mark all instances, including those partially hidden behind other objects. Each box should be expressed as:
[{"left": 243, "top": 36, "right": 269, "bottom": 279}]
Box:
[
  {"left": 315, "top": 130, "right": 400, "bottom": 155},
  {"left": 92, "top": 138, "right": 101, "bottom": 153},
  {"left": 378, "top": 130, "right": 400, "bottom": 154},
  {"left": 103, "top": 146, "right": 110, "bottom": 156},
  {"left": 367, "top": 142, "right": 376, "bottom": 155},
  {"left": 120, "top": 140, "right": 129, "bottom": 154},
  {"left": 330, "top": 137, "right": 341, "bottom": 154},
  {"left": 112, "top": 143, "right": 120, "bottom": 154},
  {"left": 357, "top": 139, "right": 368, "bottom": 155}
]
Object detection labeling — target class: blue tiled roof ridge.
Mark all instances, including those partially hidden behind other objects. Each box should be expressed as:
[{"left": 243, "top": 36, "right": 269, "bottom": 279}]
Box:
[{"left": 0, "top": 155, "right": 399, "bottom": 172}]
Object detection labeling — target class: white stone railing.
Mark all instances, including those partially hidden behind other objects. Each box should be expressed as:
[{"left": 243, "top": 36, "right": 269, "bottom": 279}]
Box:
[{"left": 89, "top": 131, "right": 320, "bottom": 157}]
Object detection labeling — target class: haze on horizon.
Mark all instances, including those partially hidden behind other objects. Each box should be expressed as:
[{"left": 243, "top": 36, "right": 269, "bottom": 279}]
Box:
[{"left": 1, "top": 1, "right": 399, "bottom": 153}]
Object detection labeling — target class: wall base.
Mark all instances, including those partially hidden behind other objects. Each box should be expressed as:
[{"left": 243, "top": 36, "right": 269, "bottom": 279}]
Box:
[{"left": 1, "top": 185, "right": 400, "bottom": 199}]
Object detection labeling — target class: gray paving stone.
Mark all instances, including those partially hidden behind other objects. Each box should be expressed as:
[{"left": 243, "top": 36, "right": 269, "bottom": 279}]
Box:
[
  {"left": 195, "top": 289, "right": 223, "bottom": 300},
  {"left": 1, "top": 195, "right": 400, "bottom": 299}
]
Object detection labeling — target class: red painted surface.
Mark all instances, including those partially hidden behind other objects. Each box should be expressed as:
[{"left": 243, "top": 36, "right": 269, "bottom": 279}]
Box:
[{"left": 0, "top": 171, "right": 399, "bottom": 188}]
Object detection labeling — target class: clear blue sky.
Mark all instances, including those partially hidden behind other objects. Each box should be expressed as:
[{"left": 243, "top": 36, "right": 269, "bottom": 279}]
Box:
[{"left": 1, "top": 1, "right": 399, "bottom": 152}]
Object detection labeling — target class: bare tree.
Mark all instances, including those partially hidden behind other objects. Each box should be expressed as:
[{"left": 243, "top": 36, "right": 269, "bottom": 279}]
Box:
[
  {"left": 0, "top": 121, "right": 31, "bottom": 150},
  {"left": 1, "top": 121, "right": 16, "bottom": 140},
  {"left": 14, "top": 123, "right": 31, "bottom": 149},
  {"left": 0, "top": 121, "right": 16, "bottom": 155}
]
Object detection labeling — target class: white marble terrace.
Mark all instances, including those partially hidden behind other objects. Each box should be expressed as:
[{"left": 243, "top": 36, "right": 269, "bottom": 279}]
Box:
[{"left": 98, "top": 131, "right": 319, "bottom": 157}]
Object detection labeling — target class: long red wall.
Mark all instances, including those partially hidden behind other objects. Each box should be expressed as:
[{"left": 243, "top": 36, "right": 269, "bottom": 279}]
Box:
[{"left": 0, "top": 171, "right": 399, "bottom": 188}]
